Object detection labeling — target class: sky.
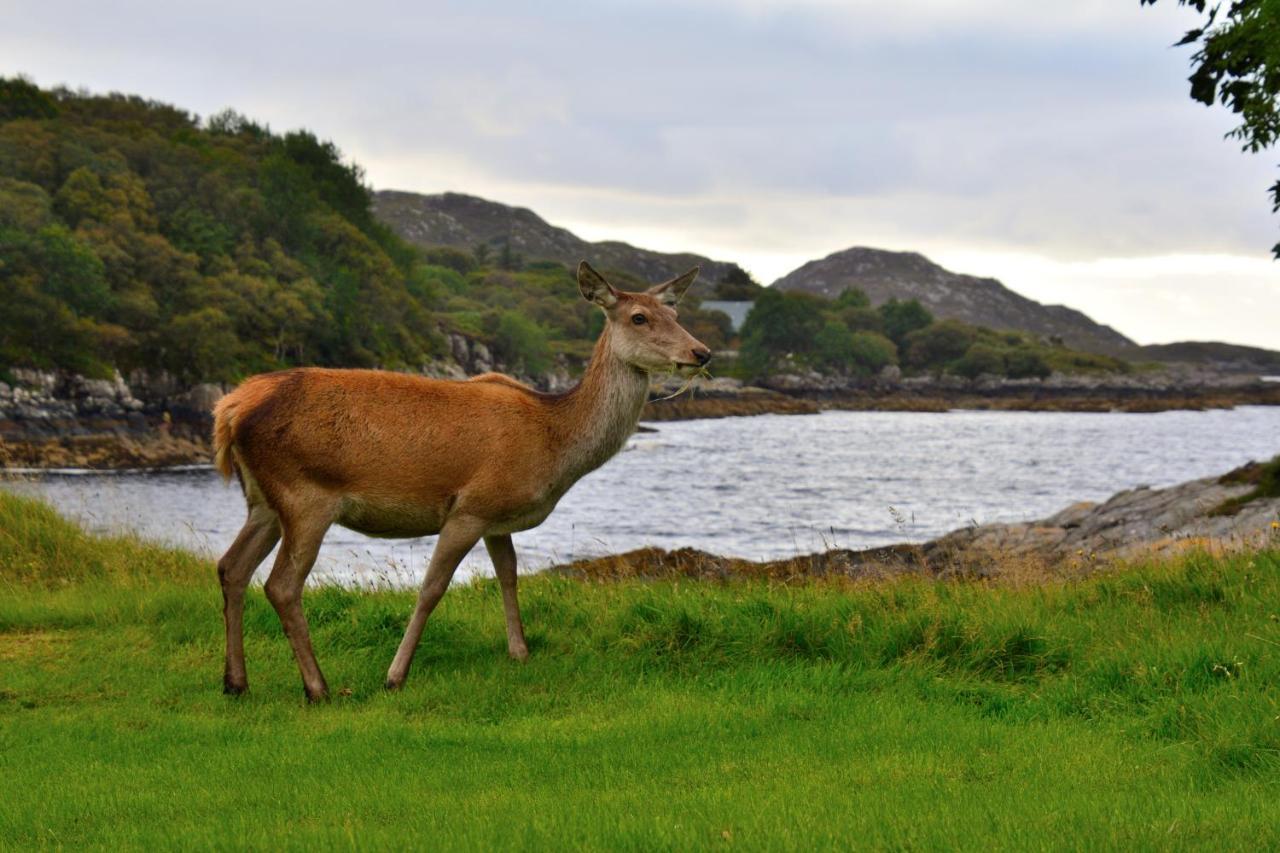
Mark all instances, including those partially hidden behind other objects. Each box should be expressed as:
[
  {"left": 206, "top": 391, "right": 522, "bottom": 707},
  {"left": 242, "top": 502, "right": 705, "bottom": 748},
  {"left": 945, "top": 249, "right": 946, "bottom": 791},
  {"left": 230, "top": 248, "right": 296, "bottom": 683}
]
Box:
[{"left": 4, "top": 0, "right": 1278, "bottom": 348}]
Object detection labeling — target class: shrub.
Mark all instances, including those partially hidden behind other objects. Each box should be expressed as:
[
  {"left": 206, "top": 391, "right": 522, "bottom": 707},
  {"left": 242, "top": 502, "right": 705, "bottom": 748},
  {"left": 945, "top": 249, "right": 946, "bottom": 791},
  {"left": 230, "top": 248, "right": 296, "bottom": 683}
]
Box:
[
  {"left": 1005, "top": 347, "right": 1052, "bottom": 379},
  {"left": 738, "top": 289, "right": 827, "bottom": 376},
  {"left": 879, "top": 298, "right": 933, "bottom": 345},
  {"left": 953, "top": 342, "right": 1007, "bottom": 379},
  {"left": 834, "top": 287, "right": 871, "bottom": 309},
  {"left": 904, "top": 320, "right": 975, "bottom": 369},
  {"left": 849, "top": 331, "right": 898, "bottom": 374},
  {"left": 839, "top": 306, "right": 884, "bottom": 334},
  {"left": 491, "top": 310, "right": 551, "bottom": 375},
  {"left": 813, "top": 321, "right": 857, "bottom": 373}
]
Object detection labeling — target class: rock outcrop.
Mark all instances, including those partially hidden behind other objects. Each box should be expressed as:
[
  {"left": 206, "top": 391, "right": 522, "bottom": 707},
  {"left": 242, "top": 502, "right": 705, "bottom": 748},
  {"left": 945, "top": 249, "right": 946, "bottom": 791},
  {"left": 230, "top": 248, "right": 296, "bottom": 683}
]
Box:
[{"left": 554, "top": 460, "right": 1280, "bottom": 582}]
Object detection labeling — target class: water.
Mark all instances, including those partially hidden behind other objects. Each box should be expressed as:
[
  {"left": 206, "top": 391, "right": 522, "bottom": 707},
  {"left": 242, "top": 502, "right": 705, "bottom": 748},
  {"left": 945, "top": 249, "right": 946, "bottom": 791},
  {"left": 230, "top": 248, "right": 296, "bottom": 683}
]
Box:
[{"left": 6, "top": 407, "right": 1279, "bottom": 586}]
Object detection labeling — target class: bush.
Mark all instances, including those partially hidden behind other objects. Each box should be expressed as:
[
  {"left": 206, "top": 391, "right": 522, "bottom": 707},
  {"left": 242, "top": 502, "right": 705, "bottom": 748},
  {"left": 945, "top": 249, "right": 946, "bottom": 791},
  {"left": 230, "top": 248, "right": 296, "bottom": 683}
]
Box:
[
  {"left": 953, "top": 343, "right": 1007, "bottom": 379},
  {"left": 491, "top": 310, "right": 551, "bottom": 375},
  {"left": 1005, "top": 347, "right": 1052, "bottom": 379},
  {"left": 712, "top": 264, "right": 764, "bottom": 300},
  {"left": 813, "top": 321, "right": 857, "bottom": 373},
  {"left": 879, "top": 298, "right": 933, "bottom": 345},
  {"left": 839, "top": 306, "right": 884, "bottom": 334},
  {"left": 834, "top": 287, "right": 871, "bottom": 309},
  {"left": 904, "top": 320, "right": 975, "bottom": 369},
  {"left": 849, "top": 332, "right": 898, "bottom": 374},
  {"left": 738, "top": 289, "right": 827, "bottom": 377}
]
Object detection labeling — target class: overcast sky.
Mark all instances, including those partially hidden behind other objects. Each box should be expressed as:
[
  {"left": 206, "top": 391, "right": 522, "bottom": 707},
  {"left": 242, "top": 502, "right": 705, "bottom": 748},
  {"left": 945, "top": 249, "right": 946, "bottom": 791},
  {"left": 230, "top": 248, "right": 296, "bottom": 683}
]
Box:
[{"left": 5, "top": 0, "right": 1278, "bottom": 347}]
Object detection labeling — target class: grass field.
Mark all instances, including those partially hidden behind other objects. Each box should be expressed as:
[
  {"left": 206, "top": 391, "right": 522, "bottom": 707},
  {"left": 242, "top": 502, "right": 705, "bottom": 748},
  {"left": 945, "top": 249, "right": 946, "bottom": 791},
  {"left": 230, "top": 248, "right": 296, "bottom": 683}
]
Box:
[{"left": 2, "top": 490, "right": 1279, "bottom": 850}]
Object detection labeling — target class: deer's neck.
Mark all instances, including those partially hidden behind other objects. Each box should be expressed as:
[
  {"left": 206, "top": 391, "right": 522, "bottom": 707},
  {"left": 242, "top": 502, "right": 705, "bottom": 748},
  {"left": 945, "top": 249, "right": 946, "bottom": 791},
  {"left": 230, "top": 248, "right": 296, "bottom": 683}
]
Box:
[{"left": 553, "top": 329, "right": 650, "bottom": 482}]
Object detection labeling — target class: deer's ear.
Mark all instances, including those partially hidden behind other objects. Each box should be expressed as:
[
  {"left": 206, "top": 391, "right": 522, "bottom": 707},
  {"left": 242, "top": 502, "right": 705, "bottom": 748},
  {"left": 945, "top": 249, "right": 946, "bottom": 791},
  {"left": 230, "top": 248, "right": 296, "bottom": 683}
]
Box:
[
  {"left": 578, "top": 261, "right": 619, "bottom": 308},
  {"left": 648, "top": 266, "right": 700, "bottom": 306}
]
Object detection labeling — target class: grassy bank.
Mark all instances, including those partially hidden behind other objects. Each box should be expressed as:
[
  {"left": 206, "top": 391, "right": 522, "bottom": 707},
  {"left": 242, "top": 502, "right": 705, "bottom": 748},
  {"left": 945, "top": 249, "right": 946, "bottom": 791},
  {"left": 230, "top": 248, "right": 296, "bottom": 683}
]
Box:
[{"left": 2, "top": 491, "right": 1279, "bottom": 849}]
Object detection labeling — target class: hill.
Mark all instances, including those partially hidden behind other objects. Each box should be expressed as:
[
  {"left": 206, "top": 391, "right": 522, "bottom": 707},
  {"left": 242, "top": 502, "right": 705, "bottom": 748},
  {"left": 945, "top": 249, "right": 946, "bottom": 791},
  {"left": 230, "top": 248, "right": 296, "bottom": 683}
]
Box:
[
  {"left": 1124, "top": 341, "right": 1280, "bottom": 374},
  {"left": 374, "top": 190, "right": 738, "bottom": 288},
  {"left": 0, "top": 76, "right": 446, "bottom": 383},
  {"left": 770, "top": 247, "right": 1136, "bottom": 355}
]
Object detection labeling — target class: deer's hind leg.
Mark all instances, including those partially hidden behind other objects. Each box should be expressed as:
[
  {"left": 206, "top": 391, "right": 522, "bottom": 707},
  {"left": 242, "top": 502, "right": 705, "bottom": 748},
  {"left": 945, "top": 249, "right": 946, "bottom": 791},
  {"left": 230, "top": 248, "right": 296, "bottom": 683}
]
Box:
[
  {"left": 264, "top": 496, "right": 338, "bottom": 702},
  {"left": 218, "top": 502, "right": 280, "bottom": 695},
  {"left": 485, "top": 534, "right": 528, "bottom": 661}
]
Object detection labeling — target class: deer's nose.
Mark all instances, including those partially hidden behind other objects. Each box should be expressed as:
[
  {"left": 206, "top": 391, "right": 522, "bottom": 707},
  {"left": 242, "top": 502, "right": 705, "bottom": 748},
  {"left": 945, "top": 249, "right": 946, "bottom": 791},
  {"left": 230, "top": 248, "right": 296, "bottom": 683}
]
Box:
[{"left": 693, "top": 347, "right": 712, "bottom": 366}]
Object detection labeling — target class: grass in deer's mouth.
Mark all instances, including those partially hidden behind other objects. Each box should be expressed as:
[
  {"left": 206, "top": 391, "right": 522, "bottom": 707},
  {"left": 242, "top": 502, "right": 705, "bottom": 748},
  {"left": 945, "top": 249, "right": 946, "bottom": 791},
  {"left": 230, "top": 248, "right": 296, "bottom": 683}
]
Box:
[
  {"left": 652, "top": 365, "right": 713, "bottom": 402},
  {"left": 3, "top": 488, "right": 1280, "bottom": 849}
]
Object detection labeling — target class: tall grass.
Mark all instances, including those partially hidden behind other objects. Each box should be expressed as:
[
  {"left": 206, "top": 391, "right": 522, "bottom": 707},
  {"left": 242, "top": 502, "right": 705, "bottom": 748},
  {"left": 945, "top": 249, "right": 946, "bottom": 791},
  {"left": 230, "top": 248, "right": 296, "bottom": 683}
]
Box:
[{"left": 2, "top": 489, "right": 1279, "bottom": 849}]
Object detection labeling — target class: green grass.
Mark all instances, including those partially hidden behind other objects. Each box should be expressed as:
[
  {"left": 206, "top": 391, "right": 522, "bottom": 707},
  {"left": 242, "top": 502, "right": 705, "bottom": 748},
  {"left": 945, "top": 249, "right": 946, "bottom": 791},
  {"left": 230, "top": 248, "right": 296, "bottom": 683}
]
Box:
[
  {"left": 3, "top": 490, "right": 1280, "bottom": 850},
  {"left": 1212, "top": 454, "right": 1280, "bottom": 516}
]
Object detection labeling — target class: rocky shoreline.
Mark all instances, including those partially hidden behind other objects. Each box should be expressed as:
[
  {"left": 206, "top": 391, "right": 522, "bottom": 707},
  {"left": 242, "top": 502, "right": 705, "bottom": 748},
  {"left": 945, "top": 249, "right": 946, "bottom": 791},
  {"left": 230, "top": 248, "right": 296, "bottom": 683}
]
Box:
[
  {"left": 4, "top": 365, "right": 1278, "bottom": 469},
  {"left": 644, "top": 370, "right": 1280, "bottom": 419},
  {"left": 553, "top": 457, "right": 1280, "bottom": 582}
]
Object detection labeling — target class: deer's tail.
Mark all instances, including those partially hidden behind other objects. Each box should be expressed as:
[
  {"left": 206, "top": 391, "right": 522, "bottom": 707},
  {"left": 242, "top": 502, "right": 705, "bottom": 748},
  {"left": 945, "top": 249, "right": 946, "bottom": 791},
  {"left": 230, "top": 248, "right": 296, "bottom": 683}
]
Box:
[{"left": 212, "top": 392, "right": 241, "bottom": 482}]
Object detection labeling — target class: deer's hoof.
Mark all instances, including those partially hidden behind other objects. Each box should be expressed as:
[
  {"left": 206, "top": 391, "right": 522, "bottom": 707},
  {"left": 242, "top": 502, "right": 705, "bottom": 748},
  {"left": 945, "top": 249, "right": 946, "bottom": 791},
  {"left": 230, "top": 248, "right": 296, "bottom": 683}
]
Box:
[{"left": 304, "top": 685, "right": 330, "bottom": 704}]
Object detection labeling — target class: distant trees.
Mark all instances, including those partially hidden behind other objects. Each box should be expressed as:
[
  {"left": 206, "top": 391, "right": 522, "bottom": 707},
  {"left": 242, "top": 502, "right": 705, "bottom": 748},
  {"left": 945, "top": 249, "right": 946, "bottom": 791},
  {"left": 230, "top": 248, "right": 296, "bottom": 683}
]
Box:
[
  {"left": 738, "top": 289, "right": 827, "bottom": 375},
  {"left": 733, "top": 283, "right": 1124, "bottom": 381},
  {"left": 0, "top": 76, "right": 58, "bottom": 121},
  {"left": 0, "top": 77, "right": 451, "bottom": 380},
  {"left": 879, "top": 298, "right": 935, "bottom": 346},
  {"left": 711, "top": 264, "right": 765, "bottom": 300},
  {"left": 903, "top": 320, "right": 975, "bottom": 368},
  {"left": 1141, "top": 0, "right": 1280, "bottom": 257},
  {"left": 491, "top": 310, "right": 550, "bottom": 375}
]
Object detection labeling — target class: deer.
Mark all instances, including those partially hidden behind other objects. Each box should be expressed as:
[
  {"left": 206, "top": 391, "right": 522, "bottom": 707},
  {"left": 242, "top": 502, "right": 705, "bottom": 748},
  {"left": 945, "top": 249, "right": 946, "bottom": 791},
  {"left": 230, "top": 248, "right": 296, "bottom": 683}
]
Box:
[{"left": 211, "top": 261, "right": 711, "bottom": 701}]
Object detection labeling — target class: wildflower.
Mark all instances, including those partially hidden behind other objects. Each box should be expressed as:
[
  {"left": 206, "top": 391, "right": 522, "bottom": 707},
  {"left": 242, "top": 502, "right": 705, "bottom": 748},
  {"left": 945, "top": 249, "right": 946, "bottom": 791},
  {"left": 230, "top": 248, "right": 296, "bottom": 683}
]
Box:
[{"left": 1271, "top": 520, "right": 1279, "bottom": 530}]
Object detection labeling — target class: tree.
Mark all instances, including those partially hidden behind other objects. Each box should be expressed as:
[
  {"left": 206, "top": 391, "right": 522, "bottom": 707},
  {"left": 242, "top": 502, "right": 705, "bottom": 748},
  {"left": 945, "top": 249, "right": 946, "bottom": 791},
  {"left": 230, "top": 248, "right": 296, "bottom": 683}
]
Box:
[
  {"left": 833, "top": 287, "right": 870, "bottom": 309},
  {"left": 838, "top": 305, "right": 884, "bottom": 334},
  {"left": 813, "top": 321, "right": 857, "bottom": 373},
  {"left": 1005, "top": 347, "right": 1052, "bottom": 379},
  {"left": 498, "top": 239, "right": 523, "bottom": 271},
  {"left": 0, "top": 76, "right": 58, "bottom": 121},
  {"left": 712, "top": 264, "right": 765, "bottom": 300},
  {"left": 849, "top": 331, "right": 898, "bottom": 375},
  {"left": 903, "top": 320, "right": 976, "bottom": 369},
  {"left": 1141, "top": 0, "right": 1280, "bottom": 256},
  {"left": 879, "top": 298, "right": 933, "bottom": 346},
  {"left": 952, "top": 342, "right": 1006, "bottom": 379},
  {"left": 738, "top": 289, "right": 827, "bottom": 376},
  {"left": 492, "top": 310, "right": 550, "bottom": 375}
]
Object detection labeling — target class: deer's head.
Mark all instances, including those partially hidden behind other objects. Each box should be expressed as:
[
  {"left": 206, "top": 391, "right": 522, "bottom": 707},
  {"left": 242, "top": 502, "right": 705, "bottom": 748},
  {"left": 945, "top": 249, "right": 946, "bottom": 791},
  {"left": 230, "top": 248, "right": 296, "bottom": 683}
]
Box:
[{"left": 578, "top": 261, "right": 712, "bottom": 374}]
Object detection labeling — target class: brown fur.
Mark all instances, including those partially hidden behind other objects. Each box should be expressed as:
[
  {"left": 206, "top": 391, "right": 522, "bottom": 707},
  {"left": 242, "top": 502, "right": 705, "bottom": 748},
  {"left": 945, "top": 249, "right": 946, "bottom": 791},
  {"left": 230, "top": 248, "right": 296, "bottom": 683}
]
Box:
[{"left": 212, "top": 262, "right": 710, "bottom": 700}]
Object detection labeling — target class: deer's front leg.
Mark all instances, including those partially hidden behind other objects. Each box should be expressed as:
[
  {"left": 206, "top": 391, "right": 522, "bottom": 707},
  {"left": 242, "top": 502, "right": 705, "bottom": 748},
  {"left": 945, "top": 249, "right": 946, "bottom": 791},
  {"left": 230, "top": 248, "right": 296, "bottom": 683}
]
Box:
[
  {"left": 385, "top": 517, "right": 484, "bottom": 690},
  {"left": 484, "top": 534, "right": 529, "bottom": 661}
]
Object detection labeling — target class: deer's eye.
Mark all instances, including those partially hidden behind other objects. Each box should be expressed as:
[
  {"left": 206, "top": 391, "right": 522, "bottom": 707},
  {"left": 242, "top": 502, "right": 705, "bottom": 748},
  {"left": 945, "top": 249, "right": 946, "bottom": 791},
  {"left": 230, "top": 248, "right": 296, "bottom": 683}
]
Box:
[{"left": 631, "top": 314, "right": 648, "bottom": 326}]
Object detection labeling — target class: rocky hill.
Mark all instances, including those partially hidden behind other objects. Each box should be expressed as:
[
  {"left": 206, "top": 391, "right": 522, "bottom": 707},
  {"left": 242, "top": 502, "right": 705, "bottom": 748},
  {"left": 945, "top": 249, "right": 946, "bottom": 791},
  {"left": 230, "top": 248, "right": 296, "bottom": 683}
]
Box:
[
  {"left": 771, "top": 247, "right": 1135, "bottom": 355},
  {"left": 373, "top": 190, "right": 737, "bottom": 286}
]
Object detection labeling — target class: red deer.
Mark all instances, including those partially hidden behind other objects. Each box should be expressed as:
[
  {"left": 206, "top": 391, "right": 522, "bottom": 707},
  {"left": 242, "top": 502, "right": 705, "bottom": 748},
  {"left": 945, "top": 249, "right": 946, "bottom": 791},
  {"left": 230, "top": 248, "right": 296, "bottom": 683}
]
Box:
[{"left": 212, "top": 262, "right": 710, "bottom": 700}]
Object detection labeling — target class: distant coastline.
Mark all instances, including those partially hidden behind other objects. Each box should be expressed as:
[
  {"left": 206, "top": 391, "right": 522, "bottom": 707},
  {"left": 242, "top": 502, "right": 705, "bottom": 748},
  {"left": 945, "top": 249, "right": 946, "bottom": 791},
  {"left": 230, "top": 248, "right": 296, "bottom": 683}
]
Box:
[{"left": 4, "top": 365, "right": 1279, "bottom": 471}]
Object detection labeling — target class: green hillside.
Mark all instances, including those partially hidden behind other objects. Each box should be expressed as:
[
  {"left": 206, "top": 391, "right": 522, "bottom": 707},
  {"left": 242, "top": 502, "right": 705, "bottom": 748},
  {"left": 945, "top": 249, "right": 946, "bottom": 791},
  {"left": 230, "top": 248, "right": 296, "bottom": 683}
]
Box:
[{"left": 0, "top": 76, "right": 461, "bottom": 381}]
